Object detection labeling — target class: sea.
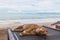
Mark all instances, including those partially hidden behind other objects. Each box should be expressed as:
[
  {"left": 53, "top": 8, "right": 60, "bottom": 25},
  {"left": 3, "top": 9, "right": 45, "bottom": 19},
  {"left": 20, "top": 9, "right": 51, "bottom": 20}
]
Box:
[
  {"left": 0, "top": 13, "right": 60, "bottom": 20},
  {"left": 0, "top": 13, "right": 60, "bottom": 24}
]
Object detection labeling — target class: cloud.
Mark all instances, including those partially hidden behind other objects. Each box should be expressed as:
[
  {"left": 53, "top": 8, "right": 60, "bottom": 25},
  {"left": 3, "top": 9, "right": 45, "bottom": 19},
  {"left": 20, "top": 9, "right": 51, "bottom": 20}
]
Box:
[{"left": 0, "top": 0, "right": 60, "bottom": 13}]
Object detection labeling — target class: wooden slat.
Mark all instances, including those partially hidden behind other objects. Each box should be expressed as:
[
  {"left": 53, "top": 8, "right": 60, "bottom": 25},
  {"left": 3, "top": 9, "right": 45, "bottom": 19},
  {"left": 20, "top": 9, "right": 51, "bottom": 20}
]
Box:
[{"left": 8, "top": 29, "right": 16, "bottom": 40}]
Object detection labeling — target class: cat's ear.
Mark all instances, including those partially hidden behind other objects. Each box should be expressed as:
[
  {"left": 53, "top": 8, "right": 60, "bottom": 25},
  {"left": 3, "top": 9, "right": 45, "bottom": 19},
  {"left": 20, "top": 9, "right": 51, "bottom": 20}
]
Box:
[
  {"left": 13, "top": 25, "right": 24, "bottom": 32},
  {"left": 16, "top": 25, "right": 24, "bottom": 29}
]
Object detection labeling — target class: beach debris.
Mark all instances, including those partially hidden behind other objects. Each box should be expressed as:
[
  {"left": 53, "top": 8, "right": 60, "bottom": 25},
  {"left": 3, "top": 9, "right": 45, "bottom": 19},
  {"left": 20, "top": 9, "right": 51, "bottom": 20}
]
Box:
[
  {"left": 51, "top": 21, "right": 60, "bottom": 29},
  {"left": 51, "top": 21, "right": 60, "bottom": 25}
]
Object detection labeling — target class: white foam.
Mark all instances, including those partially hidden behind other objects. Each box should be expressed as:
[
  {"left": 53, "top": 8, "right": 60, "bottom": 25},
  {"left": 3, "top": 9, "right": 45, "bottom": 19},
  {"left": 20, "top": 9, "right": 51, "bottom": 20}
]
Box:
[{"left": 0, "top": 18, "right": 60, "bottom": 24}]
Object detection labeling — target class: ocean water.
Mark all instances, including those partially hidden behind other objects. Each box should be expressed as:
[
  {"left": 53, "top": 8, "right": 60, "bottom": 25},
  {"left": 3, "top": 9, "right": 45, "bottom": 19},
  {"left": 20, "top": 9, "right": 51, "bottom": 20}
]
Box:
[
  {"left": 0, "top": 13, "right": 60, "bottom": 24},
  {"left": 0, "top": 13, "right": 60, "bottom": 20}
]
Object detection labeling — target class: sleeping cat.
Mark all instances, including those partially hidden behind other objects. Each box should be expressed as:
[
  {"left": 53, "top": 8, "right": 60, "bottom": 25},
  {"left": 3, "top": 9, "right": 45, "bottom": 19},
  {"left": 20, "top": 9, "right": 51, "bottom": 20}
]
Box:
[{"left": 14, "top": 24, "right": 47, "bottom": 36}]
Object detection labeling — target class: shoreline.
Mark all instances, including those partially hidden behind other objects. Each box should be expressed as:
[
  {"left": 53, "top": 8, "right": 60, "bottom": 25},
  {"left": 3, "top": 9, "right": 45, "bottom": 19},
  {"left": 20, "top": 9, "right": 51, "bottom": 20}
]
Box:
[
  {"left": 0, "top": 18, "right": 60, "bottom": 29},
  {"left": 0, "top": 18, "right": 60, "bottom": 24}
]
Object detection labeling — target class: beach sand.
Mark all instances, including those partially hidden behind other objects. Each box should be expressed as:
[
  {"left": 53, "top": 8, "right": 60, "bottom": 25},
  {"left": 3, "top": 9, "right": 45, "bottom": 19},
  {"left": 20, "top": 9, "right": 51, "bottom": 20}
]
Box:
[
  {"left": 0, "top": 18, "right": 60, "bottom": 29},
  {"left": 0, "top": 30, "right": 8, "bottom": 40},
  {"left": 0, "top": 22, "right": 54, "bottom": 30}
]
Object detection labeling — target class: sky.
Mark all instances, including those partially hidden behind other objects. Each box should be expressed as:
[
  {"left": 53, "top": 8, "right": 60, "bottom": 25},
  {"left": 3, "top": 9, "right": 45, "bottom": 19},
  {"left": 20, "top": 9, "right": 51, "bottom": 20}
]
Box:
[{"left": 0, "top": 0, "right": 60, "bottom": 13}]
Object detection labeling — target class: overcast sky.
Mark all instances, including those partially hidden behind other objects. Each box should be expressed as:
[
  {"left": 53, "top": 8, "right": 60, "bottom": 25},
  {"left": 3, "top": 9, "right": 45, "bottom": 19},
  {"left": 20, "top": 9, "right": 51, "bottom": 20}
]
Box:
[{"left": 0, "top": 0, "right": 60, "bottom": 13}]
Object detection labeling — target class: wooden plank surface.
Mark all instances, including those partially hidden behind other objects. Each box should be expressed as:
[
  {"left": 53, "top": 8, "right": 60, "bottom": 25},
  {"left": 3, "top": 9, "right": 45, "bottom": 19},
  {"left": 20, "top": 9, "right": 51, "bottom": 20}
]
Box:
[{"left": 0, "top": 30, "right": 8, "bottom": 40}]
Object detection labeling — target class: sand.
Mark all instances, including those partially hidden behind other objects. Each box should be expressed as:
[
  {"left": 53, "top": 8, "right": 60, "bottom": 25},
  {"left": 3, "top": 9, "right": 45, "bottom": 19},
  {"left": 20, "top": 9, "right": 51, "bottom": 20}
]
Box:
[
  {"left": 0, "top": 30, "right": 8, "bottom": 40},
  {"left": 0, "top": 22, "right": 55, "bottom": 30},
  {"left": 0, "top": 18, "right": 59, "bottom": 29}
]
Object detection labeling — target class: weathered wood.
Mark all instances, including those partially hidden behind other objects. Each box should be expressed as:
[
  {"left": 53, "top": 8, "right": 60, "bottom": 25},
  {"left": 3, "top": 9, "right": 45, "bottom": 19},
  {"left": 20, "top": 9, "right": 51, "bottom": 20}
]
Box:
[{"left": 8, "top": 29, "right": 16, "bottom": 40}]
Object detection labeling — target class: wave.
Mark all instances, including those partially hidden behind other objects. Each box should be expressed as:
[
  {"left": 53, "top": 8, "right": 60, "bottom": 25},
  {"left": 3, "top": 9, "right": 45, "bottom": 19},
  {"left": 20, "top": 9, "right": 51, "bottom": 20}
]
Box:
[
  {"left": 0, "top": 18, "right": 60, "bottom": 24},
  {"left": 0, "top": 13, "right": 60, "bottom": 20}
]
